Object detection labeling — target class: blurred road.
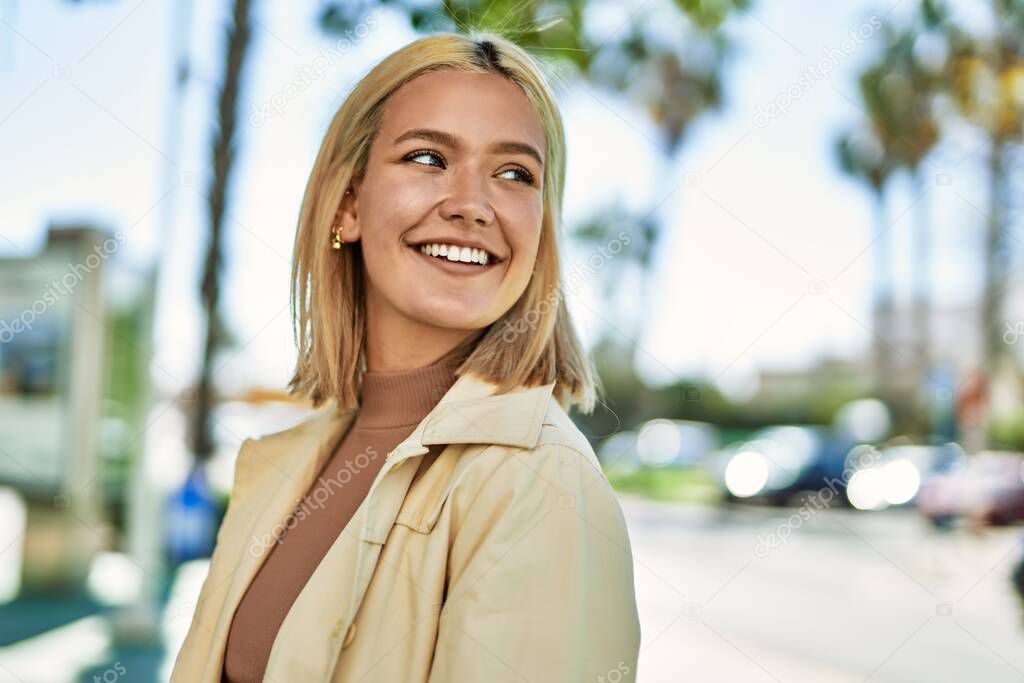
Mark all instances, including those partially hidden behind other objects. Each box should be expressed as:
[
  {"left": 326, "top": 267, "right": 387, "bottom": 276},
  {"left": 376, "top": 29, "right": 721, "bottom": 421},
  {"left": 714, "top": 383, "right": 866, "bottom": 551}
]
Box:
[{"left": 625, "top": 495, "right": 1024, "bottom": 682}]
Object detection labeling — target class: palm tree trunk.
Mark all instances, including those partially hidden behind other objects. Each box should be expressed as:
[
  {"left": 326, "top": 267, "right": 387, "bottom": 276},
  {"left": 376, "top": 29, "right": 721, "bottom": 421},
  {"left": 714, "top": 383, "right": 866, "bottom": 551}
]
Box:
[
  {"left": 872, "top": 186, "right": 896, "bottom": 401},
  {"left": 981, "top": 137, "right": 1008, "bottom": 447},
  {"left": 910, "top": 166, "right": 932, "bottom": 428},
  {"left": 192, "top": 0, "right": 253, "bottom": 464},
  {"left": 625, "top": 154, "right": 676, "bottom": 375}
]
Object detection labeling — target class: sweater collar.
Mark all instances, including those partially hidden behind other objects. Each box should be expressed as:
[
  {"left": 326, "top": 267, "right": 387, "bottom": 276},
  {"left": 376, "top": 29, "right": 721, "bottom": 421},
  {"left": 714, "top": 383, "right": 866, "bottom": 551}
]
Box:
[{"left": 355, "top": 348, "right": 464, "bottom": 429}]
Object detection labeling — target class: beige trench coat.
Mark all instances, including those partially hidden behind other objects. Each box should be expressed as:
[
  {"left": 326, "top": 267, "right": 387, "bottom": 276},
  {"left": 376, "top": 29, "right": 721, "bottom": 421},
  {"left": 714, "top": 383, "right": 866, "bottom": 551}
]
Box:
[{"left": 169, "top": 371, "right": 641, "bottom": 682}]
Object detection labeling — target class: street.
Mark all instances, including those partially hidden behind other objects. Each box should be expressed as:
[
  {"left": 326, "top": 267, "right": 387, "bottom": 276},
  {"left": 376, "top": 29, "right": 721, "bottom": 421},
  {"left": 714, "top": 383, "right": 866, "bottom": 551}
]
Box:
[{"left": 625, "top": 495, "right": 1024, "bottom": 682}]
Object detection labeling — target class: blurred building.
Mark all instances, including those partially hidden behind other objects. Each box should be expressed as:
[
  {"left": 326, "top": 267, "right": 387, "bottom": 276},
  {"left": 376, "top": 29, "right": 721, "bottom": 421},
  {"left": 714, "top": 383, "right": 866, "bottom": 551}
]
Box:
[{"left": 0, "top": 222, "right": 155, "bottom": 597}]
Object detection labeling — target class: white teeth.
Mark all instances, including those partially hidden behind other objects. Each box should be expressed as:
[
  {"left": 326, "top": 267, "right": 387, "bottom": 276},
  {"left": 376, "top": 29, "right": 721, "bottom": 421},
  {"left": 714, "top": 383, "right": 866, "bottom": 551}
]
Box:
[{"left": 417, "top": 242, "right": 495, "bottom": 266}]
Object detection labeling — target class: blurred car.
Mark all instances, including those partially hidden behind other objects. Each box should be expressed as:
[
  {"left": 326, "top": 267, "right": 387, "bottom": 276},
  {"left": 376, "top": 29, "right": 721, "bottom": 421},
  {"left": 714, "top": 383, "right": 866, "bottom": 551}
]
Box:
[
  {"left": 599, "top": 419, "right": 720, "bottom": 473},
  {"left": 636, "top": 418, "right": 720, "bottom": 468},
  {"left": 598, "top": 430, "right": 640, "bottom": 474},
  {"left": 917, "top": 450, "right": 1024, "bottom": 527},
  {"left": 706, "top": 425, "right": 853, "bottom": 506},
  {"left": 844, "top": 442, "right": 962, "bottom": 514}
]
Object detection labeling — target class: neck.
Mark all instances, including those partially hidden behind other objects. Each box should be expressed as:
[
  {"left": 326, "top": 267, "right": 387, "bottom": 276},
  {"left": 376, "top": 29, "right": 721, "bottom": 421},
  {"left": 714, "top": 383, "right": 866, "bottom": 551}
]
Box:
[
  {"left": 363, "top": 321, "right": 487, "bottom": 373},
  {"left": 354, "top": 329, "right": 482, "bottom": 429}
]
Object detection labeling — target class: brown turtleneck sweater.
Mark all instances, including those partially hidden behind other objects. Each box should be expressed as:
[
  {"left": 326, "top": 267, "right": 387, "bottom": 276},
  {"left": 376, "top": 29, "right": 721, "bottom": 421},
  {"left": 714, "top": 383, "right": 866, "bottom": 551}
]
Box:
[{"left": 221, "top": 337, "right": 477, "bottom": 683}]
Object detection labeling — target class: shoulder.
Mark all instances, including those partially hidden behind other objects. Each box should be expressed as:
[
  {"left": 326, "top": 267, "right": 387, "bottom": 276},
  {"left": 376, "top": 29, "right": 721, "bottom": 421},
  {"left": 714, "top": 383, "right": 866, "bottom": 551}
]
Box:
[
  {"left": 462, "top": 398, "right": 604, "bottom": 479},
  {"left": 247, "top": 401, "right": 342, "bottom": 448},
  {"left": 438, "top": 401, "right": 636, "bottom": 587},
  {"left": 535, "top": 397, "right": 604, "bottom": 470},
  {"left": 446, "top": 400, "right": 623, "bottom": 526},
  {"left": 230, "top": 402, "right": 344, "bottom": 489}
]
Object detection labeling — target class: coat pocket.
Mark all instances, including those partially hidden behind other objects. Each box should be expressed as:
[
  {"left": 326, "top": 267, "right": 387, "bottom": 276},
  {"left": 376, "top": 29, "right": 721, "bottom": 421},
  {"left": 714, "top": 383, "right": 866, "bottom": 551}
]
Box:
[{"left": 393, "top": 443, "right": 487, "bottom": 534}]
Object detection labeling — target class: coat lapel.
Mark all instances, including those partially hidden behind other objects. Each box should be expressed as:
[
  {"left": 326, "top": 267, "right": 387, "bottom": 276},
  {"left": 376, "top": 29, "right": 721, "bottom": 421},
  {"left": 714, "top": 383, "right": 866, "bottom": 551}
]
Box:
[{"left": 199, "top": 405, "right": 356, "bottom": 683}]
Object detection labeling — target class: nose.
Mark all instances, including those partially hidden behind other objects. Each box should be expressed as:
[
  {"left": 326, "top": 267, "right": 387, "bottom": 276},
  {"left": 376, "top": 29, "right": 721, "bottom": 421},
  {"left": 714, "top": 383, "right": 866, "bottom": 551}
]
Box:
[{"left": 439, "top": 167, "right": 494, "bottom": 227}]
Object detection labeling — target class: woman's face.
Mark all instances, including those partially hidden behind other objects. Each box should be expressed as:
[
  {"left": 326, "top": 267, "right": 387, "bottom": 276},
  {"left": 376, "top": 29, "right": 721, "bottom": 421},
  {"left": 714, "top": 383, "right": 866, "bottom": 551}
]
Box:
[{"left": 337, "top": 68, "right": 546, "bottom": 334}]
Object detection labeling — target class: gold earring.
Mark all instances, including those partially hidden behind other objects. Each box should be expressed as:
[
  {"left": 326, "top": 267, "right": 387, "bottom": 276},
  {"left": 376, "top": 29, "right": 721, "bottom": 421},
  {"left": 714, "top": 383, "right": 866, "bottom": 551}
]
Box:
[{"left": 332, "top": 188, "right": 353, "bottom": 250}]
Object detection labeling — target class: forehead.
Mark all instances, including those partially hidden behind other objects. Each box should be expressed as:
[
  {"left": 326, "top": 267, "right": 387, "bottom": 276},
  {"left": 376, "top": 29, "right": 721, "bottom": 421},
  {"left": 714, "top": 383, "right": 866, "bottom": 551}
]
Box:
[{"left": 378, "top": 69, "right": 546, "bottom": 156}]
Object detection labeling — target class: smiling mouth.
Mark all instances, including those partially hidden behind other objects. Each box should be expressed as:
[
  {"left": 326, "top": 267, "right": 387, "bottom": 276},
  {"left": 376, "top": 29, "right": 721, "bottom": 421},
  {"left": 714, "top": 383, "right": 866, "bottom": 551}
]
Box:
[{"left": 407, "top": 242, "right": 502, "bottom": 275}]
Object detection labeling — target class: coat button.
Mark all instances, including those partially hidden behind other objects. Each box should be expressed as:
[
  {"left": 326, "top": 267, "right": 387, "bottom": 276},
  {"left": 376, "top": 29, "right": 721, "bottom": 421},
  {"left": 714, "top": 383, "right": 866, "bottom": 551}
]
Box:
[
  {"left": 330, "top": 619, "right": 344, "bottom": 639},
  {"left": 342, "top": 622, "right": 357, "bottom": 648}
]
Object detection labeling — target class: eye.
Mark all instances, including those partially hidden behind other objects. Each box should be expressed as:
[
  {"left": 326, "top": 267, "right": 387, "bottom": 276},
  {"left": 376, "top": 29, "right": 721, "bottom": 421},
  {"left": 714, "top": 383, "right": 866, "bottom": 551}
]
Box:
[
  {"left": 403, "top": 149, "right": 445, "bottom": 168},
  {"left": 498, "top": 166, "right": 536, "bottom": 185}
]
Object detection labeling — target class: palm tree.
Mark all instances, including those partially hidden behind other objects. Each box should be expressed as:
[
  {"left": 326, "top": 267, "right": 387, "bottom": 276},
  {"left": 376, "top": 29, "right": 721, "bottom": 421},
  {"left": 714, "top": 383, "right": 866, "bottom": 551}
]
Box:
[
  {"left": 191, "top": 0, "right": 255, "bottom": 464},
  {"left": 857, "top": 12, "right": 942, "bottom": 426},
  {"left": 938, "top": 0, "right": 1024, "bottom": 442},
  {"left": 835, "top": 125, "right": 897, "bottom": 403}
]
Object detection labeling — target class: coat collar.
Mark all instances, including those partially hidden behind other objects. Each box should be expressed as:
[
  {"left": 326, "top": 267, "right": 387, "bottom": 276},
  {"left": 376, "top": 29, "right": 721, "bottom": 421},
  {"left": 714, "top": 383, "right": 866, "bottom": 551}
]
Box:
[
  {"left": 244, "top": 372, "right": 558, "bottom": 486},
  {"left": 404, "top": 371, "right": 557, "bottom": 448},
  {"left": 308, "top": 370, "right": 558, "bottom": 468}
]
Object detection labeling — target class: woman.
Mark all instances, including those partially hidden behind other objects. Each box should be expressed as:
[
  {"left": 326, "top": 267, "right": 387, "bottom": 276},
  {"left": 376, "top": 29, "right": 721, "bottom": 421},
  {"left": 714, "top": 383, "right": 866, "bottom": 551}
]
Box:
[{"left": 170, "top": 30, "right": 641, "bottom": 683}]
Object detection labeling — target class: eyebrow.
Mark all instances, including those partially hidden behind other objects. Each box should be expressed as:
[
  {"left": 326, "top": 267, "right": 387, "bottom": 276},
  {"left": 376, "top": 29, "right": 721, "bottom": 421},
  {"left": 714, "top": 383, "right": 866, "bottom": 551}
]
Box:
[{"left": 393, "top": 127, "right": 544, "bottom": 169}]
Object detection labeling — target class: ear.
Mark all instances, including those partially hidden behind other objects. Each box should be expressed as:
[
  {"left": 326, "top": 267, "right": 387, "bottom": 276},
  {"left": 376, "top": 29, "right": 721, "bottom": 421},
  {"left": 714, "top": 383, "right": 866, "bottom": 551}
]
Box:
[{"left": 334, "top": 182, "right": 362, "bottom": 243}]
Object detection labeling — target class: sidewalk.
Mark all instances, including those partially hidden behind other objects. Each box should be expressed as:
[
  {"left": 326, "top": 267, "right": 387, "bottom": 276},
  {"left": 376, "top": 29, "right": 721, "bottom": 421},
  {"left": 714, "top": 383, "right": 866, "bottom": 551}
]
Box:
[{"left": 0, "top": 575, "right": 182, "bottom": 683}]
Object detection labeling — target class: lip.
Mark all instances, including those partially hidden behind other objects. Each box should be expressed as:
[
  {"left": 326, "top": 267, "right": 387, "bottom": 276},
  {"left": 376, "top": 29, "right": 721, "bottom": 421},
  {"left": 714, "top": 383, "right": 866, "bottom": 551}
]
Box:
[{"left": 407, "top": 243, "right": 501, "bottom": 276}]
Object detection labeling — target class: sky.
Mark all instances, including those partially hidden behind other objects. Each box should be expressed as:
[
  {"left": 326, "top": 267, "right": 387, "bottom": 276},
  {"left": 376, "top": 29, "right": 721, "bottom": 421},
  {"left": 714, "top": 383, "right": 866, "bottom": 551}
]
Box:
[{"left": 0, "top": 0, "right": 1007, "bottom": 404}]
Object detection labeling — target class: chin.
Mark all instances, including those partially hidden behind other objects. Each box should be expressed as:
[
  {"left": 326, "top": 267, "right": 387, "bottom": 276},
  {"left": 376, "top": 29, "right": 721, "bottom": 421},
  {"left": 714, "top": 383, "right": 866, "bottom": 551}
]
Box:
[{"left": 405, "top": 297, "right": 501, "bottom": 331}]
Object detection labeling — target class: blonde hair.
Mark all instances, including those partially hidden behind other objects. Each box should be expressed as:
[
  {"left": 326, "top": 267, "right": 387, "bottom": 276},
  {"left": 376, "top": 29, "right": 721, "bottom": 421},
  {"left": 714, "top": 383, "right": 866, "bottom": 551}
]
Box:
[{"left": 288, "top": 30, "right": 600, "bottom": 415}]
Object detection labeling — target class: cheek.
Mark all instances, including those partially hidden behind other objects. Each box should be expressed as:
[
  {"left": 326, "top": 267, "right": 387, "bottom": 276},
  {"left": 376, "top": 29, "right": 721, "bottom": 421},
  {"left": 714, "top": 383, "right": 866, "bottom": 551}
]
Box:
[
  {"left": 362, "top": 170, "right": 435, "bottom": 242},
  {"left": 506, "top": 202, "right": 544, "bottom": 266},
  {"left": 356, "top": 192, "right": 413, "bottom": 285},
  {"left": 498, "top": 206, "right": 544, "bottom": 304}
]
